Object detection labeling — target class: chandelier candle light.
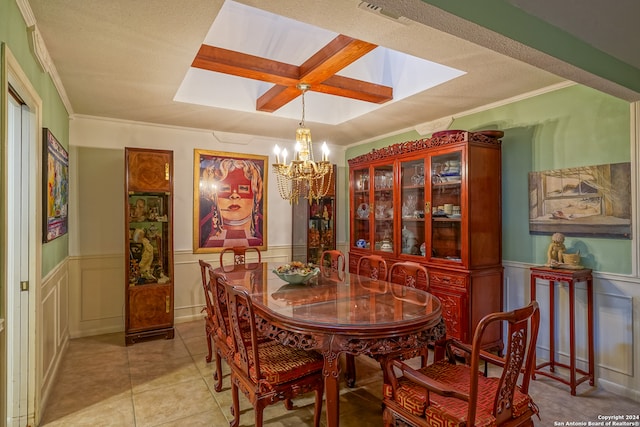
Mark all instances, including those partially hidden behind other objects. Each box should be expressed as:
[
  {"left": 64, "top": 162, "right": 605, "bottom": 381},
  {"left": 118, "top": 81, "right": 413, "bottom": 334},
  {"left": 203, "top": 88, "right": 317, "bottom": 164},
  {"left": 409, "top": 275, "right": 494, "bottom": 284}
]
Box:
[{"left": 273, "top": 83, "right": 333, "bottom": 204}]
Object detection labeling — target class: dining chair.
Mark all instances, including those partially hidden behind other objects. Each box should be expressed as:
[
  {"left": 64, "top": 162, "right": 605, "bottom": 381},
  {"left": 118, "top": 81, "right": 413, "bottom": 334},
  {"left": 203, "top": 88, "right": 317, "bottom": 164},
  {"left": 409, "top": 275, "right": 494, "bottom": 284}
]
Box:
[
  {"left": 320, "top": 249, "right": 346, "bottom": 273},
  {"left": 198, "top": 259, "right": 216, "bottom": 365},
  {"left": 345, "top": 254, "right": 389, "bottom": 387},
  {"left": 389, "top": 261, "right": 431, "bottom": 366},
  {"left": 199, "top": 261, "right": 234, "bottom": 392},
  {"left": 356, "top": 254, "right": 388, "bottom": 280},
  {"left": 382, "top": 301, "right": 541, "bottom": 427},
  {"left": 389, "top": 261, "right": 429, "bottom": 291},
  {"left": 219, "top": 246, "right": 261, "bottom": 267},
  {"left": 225, "top": 283, "right": 325, "bottom": 427}
]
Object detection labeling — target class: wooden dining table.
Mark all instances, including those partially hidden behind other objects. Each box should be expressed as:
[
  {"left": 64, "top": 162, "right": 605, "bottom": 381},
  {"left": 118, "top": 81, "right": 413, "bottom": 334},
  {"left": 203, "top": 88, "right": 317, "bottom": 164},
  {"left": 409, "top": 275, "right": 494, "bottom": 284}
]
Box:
[{"left": 217, "top": 262, "right": 445, "bottom": 427}]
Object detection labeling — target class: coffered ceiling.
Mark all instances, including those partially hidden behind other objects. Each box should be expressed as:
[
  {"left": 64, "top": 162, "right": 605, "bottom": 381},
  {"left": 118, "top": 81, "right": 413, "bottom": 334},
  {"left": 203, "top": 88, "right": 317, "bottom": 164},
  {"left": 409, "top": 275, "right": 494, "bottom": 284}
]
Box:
[{"left": 25, "top": 0, "right": 639, "bottom": 146}]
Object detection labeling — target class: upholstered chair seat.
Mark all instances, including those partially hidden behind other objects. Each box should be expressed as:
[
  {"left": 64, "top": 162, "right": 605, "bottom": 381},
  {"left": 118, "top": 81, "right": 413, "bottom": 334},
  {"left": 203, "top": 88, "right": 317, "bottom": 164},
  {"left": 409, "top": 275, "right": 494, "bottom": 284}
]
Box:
[
  {"left": 383, "top": 361, "right": 536, "bottom": 426},
  {"left": 236, "top": 339, "right": 324, "bottom": 385}
]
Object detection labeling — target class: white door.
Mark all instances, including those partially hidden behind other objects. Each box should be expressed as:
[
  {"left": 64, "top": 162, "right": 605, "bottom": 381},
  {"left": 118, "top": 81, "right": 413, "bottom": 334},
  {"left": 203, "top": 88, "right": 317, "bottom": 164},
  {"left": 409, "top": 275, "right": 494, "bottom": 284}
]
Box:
[{"left": 6, "top": 86, "right": 31, "bottom": 427}]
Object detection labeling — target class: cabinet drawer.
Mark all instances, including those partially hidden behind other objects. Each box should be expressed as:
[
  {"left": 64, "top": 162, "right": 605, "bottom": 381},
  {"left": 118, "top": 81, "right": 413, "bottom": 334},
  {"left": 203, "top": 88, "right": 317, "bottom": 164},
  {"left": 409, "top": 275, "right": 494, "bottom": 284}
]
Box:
[{"left": 429, "top": 270, "right": 467, "bottom": 290}]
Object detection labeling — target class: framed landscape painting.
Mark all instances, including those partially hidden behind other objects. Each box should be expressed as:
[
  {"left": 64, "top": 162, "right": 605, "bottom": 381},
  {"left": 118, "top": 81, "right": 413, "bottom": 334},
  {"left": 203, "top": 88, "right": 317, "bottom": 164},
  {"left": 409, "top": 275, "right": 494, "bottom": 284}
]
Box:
[
  {"left": 529, "top": 162, "right": 631, "bottom": 238},
  {"left": 193, "top": 149, "right": 268, "bottom": 253},
  {"left": 42, "top": 128, "right": 69, "bottom": 242}
]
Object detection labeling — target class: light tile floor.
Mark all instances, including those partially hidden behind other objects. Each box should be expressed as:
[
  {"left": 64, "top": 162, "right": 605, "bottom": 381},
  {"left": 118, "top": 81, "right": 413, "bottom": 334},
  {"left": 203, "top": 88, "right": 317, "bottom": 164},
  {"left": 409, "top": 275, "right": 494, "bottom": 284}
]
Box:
[{"left": 39, "top": 318, "right": 639, "bottom": 426}]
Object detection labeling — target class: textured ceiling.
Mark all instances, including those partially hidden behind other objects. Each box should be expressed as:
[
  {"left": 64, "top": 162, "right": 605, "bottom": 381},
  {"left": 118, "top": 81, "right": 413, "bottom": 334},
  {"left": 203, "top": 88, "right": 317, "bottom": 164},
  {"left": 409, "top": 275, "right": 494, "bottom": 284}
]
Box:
[{"left": 25, "top": 0, "right": 635, "bottom": 147}]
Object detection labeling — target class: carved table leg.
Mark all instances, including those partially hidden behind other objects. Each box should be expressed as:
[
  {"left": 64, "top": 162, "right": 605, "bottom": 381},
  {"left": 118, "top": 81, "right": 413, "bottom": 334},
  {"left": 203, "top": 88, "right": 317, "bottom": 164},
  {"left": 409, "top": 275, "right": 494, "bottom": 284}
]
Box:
[
  {"left": 345, "top": 354, "right": 356, "bottom": 387},
  {"left": 322, "top": 349, "right": 342, "bottom": 427}
]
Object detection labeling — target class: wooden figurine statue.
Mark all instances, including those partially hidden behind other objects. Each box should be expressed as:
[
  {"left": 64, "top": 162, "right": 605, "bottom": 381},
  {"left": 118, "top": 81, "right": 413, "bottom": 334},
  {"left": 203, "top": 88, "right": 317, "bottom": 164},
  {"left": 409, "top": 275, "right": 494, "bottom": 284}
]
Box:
[{"left": 133, "top": 228, "right": 155, "bottom": 281}]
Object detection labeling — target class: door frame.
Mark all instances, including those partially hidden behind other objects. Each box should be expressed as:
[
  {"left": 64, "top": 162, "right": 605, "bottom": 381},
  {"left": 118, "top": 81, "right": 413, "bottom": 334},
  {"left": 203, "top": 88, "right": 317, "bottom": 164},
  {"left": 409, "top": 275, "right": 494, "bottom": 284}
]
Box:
[{"left": 2, "top": 44, "right": 43, "bottom": 427}]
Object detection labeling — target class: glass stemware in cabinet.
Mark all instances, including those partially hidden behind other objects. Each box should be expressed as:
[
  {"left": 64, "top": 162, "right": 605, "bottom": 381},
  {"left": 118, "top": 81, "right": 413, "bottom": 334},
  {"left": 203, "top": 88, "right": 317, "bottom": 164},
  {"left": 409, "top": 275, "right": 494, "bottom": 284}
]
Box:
[
  {"left": 407, "top": 194, "right": 418, "bottom": 212},
  {"left": 358, "top": 172, "right": 369, "bottom": 191},
  {"left": 411, "top": 165, "right": 424, "bottom": 186}
]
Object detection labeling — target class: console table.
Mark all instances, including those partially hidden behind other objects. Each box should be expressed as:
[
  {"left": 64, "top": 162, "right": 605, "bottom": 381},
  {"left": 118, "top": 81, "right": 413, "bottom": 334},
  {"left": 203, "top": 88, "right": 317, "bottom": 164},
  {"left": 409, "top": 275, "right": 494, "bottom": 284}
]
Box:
[{"left": 530, "top": 266, "right": 594, "bottom": 395}]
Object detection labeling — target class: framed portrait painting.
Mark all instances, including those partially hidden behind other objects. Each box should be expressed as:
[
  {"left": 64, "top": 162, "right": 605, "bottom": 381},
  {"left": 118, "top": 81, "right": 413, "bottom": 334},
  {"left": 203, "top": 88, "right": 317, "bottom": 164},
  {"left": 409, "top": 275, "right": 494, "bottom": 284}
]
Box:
[
  {"left": 193, "top": 149, "right": 268, "bottom": 253},
  {"left": 42, "top": 128, "right": 69, "bottom": 242}
]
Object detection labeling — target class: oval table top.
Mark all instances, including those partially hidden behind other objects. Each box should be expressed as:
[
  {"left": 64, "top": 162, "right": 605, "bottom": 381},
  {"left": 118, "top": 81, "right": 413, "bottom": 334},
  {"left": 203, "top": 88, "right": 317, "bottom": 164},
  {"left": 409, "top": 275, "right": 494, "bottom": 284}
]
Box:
[{"left": 218, "top": 261, "right": 442, "bottom": 334}]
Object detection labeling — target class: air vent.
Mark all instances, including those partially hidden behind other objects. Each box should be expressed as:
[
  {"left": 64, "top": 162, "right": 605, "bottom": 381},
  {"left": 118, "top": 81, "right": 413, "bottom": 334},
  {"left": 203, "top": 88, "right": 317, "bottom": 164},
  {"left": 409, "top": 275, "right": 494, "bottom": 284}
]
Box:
[{"left": 358, "top": 2, "right": 407, "bottom": 22}]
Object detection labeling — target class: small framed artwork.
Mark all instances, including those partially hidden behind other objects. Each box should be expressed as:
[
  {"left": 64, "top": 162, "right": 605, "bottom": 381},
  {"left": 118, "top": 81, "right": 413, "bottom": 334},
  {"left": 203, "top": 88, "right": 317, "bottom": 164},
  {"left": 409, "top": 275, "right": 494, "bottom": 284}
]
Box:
[
  {"left": 42, "top": 128, "right": 69, "bottom": 242},
  {"left": 193, "top": 149, "right": 268, "bottom": 253}
]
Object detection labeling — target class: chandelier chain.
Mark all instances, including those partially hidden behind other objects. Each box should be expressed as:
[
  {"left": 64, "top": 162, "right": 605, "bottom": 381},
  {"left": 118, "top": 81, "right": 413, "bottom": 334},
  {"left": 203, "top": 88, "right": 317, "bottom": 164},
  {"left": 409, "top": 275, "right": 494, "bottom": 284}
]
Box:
[{"left": 300, "top": 86, "right": 306, "bottom": 127}]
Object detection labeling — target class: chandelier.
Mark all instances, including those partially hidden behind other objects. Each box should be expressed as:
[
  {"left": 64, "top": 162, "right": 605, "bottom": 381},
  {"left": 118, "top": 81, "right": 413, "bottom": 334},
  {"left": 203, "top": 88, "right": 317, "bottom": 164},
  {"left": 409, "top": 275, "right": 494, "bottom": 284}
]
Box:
[{"left": 273, "top": 83, "right": 333, "bottom": 204}]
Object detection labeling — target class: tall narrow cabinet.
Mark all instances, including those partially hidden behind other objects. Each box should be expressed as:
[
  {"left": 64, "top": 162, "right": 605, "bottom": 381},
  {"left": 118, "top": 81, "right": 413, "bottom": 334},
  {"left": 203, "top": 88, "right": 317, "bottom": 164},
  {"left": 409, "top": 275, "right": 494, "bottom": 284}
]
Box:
[
  {"left": 125, "top": 147, "right": 175, "bottom": 345},
  {"left": 348, "top": 130, "right": 504, "bottom": 351},
  {"left": 292, "top": 165, "right": 337, "bottom": 264}
]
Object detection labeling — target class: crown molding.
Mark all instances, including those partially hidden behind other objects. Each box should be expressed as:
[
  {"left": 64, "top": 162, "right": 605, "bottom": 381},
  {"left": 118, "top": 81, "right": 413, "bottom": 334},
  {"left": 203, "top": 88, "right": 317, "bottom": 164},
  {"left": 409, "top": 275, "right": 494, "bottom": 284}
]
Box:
[{"left": 16, "top": 0, "right": 74, "bottom": 117}]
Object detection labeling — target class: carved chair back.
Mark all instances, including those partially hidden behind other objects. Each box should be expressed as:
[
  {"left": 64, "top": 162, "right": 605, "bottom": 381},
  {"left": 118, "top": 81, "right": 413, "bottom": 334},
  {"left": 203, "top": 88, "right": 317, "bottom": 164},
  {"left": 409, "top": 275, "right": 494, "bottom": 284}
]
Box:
[
  {"left": 198, "top": 259, "right": 232, "bottom": 392},
  {"left": 389, "top": 261, "right": 429, "bottom": 291},
  {"left": 198, "top": 259, "right": 215, "bottom": 329},
  {"left": 320, "top": 249, "right": 346, "bottom": 273},
  {"left": 357, "top": 255, "right": 388, "bottom": 281},
  {"left": 346, "top": 254, "right": 389, "bottom": 386},
  {"left": 219, "top": 246, "right": 261, "bottom": 267}
]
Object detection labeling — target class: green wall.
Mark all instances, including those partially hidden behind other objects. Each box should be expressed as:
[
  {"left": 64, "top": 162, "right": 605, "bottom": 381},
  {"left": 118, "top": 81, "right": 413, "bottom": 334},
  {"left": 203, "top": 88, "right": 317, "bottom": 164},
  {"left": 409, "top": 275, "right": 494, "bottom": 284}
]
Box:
[
  {"left": 346, "top": 85, "right": 631, "bottom": 274},
  {"left": 2, "top": 0, "right": 70, "bottom": 277}
]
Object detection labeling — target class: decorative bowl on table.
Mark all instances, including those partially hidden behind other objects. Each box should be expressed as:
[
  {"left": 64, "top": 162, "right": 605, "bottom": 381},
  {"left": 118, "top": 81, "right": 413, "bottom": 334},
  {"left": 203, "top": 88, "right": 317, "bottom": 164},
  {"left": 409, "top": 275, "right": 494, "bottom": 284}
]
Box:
[{"left": 273, "top": 262, "right": 320, "bottom": 285}]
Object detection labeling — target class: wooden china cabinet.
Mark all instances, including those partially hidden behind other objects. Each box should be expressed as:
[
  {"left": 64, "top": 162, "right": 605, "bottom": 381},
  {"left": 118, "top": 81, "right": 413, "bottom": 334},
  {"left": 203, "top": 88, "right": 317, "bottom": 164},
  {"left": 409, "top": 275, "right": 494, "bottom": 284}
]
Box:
[
  {"left": 292, "top": 165, "right": 337, "bottom": 264},
  {"left": 124, "top": 147, "right": 175, "bottom": 345},
  {"left": 348, "top": 130, "right": 504, "bottom": 351}
]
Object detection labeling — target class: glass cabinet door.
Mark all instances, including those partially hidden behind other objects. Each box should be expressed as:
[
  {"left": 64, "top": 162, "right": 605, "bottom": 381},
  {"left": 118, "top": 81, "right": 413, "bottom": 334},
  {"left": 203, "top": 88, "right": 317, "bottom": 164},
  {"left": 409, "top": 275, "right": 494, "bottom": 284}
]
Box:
[
  {"left": 352, "top": 167, "right": 371, "bottom": 249},
  {"left": 429, "top": 150, "right": 462, "bottom": 262},
  {"left": 372, "top": 164, "right": 394, "bottom": 253},
  {"left": 400, "top": 159, "right": 426, "bottom": 258},
  {"left": 128, "top": 192, "right": 171, "bottom": 286}
]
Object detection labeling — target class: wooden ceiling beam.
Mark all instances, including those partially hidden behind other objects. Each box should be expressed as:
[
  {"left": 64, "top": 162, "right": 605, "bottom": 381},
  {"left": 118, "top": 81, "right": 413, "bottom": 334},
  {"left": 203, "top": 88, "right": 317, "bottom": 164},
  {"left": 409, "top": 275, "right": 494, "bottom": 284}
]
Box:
[
  {"left": 298, "top": 35, "right": 377, "bottom": 83},
  {"left": 192, "top": 34, "right": 393, "bottom": 113},
  {"left": 256, "top": 85, "right": 299, "bottom": 113},
  {"left": 257, "top": 35, "right": 391, "bottom": 112},
  {"left": 318, "top": 75, "right": 393, "bottom": 104},
  {"left": 192, "top": 45, "right": 299, "bottom": 86},
  {"left": 257, "top": 75, "right": 393, "bottom": 113}
]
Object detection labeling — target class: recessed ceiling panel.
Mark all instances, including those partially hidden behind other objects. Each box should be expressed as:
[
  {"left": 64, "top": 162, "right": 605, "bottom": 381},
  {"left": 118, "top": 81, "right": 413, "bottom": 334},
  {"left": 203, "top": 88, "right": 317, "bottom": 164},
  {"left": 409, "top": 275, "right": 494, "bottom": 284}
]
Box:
[{"left": 174, "top": 0, "right": 465, "bottom": 124}]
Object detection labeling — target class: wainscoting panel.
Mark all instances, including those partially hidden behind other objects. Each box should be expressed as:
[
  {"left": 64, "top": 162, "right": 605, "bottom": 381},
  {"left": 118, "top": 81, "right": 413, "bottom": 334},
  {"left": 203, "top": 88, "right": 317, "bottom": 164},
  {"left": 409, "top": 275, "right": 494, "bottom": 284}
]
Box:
[
  {"left": 39, "top": 260, "right": 70, "bottom": 417},
  {"left": 80, "top": 267, "right": 122, "bottom": 321},
  {"left": 68, "top": 254, "right": 124, "bottom": 338},
  {"left": 59, "top": 271, "right": 69, "bottom": 345},
  {"left": 41, "top": 283, "right": 57, "bottom": 385},
  {"left": 596, "top": 292, "right": 633, "bottom": 375}
]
